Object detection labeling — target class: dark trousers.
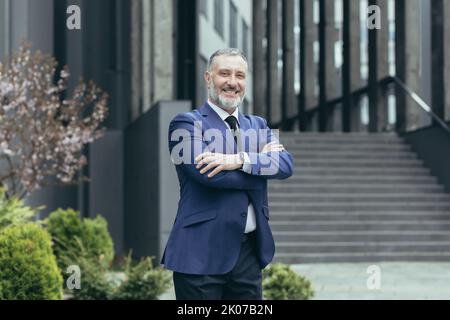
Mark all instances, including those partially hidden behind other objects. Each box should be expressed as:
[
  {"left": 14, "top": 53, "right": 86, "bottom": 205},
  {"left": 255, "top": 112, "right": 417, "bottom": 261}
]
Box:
[{"left": 173, "top": 232, "right": 262, "bottom": 300}]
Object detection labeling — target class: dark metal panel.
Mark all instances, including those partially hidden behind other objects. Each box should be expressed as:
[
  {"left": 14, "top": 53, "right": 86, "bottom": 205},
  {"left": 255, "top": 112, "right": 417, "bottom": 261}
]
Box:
[
  {"left": 431, "top": 0, "right": 445, "bottom": 122},
  {"left": 175, "top": 0, "right": 198, "bottom": 107},
  {"left": 318, "top": 0, "right": 327, "bottom": 131},
  {"left": 395, "top": 0, "right": 406, "bottom": 132},
  {"left": 252, "top": 0, "right": 266, "bottom": 118},
  {"left": 282, "top": 0, "right": 296, "bottom": 130},
  {"left": 342, "top": 0, "right": 352, "bottom": 132},
  {"left": 368, "top": 0, "right": 379, "bottom": 132},
  {"left": 298, "top": 0, "right": 306, "bottom": 131},
  {"left": 266, "top": 0, "right": 281, "bottom": 125}
]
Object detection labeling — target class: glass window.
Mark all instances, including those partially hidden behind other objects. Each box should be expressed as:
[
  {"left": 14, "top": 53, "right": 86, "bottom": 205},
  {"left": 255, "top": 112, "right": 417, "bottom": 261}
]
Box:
[
  {"left": 214, "top": 0, "right": 224, "bottom": 37},
  {"left": 230, "top": 2, "right": 238, "bottom": 47}
]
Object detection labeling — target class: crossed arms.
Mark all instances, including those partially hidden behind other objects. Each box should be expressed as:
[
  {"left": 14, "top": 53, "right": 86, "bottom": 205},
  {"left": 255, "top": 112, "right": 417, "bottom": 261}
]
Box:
[{"left": 168, "top": 113, "right": 294, "bottom": 190}]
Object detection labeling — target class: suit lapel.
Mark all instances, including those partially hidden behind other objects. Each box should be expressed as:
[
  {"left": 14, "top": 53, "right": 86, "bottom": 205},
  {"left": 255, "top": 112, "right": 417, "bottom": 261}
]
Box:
[{"left": 199, "top": 103, "right": 235, "bottom": 153}]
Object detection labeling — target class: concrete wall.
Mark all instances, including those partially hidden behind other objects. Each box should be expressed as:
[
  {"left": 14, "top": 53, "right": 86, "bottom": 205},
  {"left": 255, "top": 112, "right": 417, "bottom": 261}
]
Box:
[
  {"left": 124, "top": 101, "right": 190, "bottom": 260},
  {"left": 402, "top": 126, "right": 450, "bottom": 194}
]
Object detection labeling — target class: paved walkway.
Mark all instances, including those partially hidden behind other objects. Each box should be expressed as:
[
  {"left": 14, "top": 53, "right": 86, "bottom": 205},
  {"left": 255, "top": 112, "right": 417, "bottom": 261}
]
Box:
[
  {"left": 291, "top": 262, "right": 450, "bottom": 300},
  {"left": 160, "top": 262, "right": 450, "bottom": 300}
]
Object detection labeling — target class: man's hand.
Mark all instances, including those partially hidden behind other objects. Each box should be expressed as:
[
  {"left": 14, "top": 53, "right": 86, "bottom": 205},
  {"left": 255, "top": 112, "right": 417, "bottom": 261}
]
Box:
[
  {"left": 261, "top": 141, "right": 285, "bottom": 153},
  {"left": 195, "top": 152, "right": 243, "bottom": 178}
]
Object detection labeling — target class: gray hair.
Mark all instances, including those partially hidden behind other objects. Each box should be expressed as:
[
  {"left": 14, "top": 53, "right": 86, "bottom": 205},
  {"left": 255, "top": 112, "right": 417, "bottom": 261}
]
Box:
[{"left": 207, "top": 48, "right": 248, "bottom": 71}]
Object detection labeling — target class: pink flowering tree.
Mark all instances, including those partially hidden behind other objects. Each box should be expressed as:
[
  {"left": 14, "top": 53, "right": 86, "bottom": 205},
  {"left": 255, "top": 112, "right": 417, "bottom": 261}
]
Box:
[{"left": 0, "top": 44, "right": 108, "bottom": 200}]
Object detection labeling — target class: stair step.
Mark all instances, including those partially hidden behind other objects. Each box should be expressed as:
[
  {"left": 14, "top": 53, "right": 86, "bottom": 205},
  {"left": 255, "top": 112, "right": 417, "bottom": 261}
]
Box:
[
  {"left": 281, "top": 136, "right": 403, "bottom": 142},
  {"left": 270, "top": 221, "right": 450, "bottom": 232},
  {"left": 269, "top": 184, "right": 444, "bottom": 193},
  {"left": 273, "top": 252, "right": 450, "bottom": 264},
  {"left": 269, "top": 211, "right": 450, "bottom": 221},
  {"left": 296, "top": 159, "right": 424, "bottom": 168},
  {"left": 273, "top": 231, "right": 450, "bottom": 242},
  {"left": 292, "top": 151, "right": 418, "bottom": 160},
  {"left": 293, "top": 167, "right": 430, "bottom": 175},
  {"left": 283, "top": 176, "right": 437, "bottom": 183},
  {"left": 275, "top": 241, "right": 450, "bottom": 253},
  {"left": 269, "top": 193, "right": 450, "bottom": 202},
  {"left": 285, "top": 145, "right": 411, "bottom": 152},
  {"left": 269, "top": 202, "right": 450, "bottom": 211}
]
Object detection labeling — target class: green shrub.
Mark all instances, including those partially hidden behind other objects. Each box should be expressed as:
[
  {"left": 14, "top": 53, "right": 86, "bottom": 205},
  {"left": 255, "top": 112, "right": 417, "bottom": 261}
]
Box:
[
  {"left": 0, "top": 224, "right": 63, "bottom": 300},
  {"left": 113, "top": 254, "right": 171, "bottom": 300},
  {"left": 262, "top": 263, "right": 314, "bottom": 300},
  {"left": 65, "top": 248, "right": 115, "bottom": 300},
  {"left": 65, "top": 251, "right": 171, "bottom": 300},
  {"left": 45, "top": 208, "right": 114, "bottom": 271},
  {"left": 0, "top": 188, "right": 39, "bottom": 230}
]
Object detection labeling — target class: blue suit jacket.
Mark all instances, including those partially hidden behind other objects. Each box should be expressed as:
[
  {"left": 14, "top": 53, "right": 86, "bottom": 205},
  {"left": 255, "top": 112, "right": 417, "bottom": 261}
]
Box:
[{"left": 161, "top": 103, "right": 294, "bottom": 275}]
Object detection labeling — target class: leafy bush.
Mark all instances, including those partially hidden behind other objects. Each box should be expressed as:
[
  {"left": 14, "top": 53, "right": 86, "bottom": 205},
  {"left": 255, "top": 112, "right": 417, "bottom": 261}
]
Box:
[
  {"left": 64, "top": 243, "right": 115, "bottom": 300},
  {"left": 113, "top": 254, "right": 171, "bottom": 300},
  {"left": 262, "top": 263, "right": 314, "bottom": 300},
  {"left": 65, "top": 251, "right": 171, "bottom": 300},
  {"left": 45, "top": 208, "right": 114, "bottom": 271},
  {"left": 0, "top": 224, "right": 63, "bottom": 300},
  {"left": 0, "top": 188, "right": 39, "bottom": 230}
]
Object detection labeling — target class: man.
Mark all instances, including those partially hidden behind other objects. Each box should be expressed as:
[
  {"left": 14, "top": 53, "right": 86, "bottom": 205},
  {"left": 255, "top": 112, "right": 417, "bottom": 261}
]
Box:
[{"left": 161, "top": 48, "right": 294, "bottom": 300}]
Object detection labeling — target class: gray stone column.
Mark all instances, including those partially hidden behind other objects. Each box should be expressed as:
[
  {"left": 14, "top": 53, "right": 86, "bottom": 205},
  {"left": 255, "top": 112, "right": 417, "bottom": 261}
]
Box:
[
  {"left": 303, "top": 0, "right": 317, "bottom": 112},
  {"left": 282, "top": 0, "right": 296, "bottom": 127},
  {"left": 368, "top": 0, "right": 389, "bottom": 132},
  {"left": 351, "top": 0, "right": 363, "bottom": 131},
  {"left": 324, "top": 0, "right": 338, "bottom": 101},
  {"left": 377, "top": 0, "right": 389, "bottom": 80},
  {"left": 131, "top": 0, "right": 143, "bottom": 121},
  {"left": 395, "top": 0, "right": 422, "bottom": 131},
  {"left": 152, "top": 0, "right": 174, "bottom": 104}
]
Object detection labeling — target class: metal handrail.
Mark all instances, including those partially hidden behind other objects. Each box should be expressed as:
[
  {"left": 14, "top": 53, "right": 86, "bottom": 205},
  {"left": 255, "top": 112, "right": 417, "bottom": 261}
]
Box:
[
  {"left": 274, "top": 76, "right": 450, "bottom": 134},
  {"left": 391, "top": 76, "right": 450, "bottom": 135}
]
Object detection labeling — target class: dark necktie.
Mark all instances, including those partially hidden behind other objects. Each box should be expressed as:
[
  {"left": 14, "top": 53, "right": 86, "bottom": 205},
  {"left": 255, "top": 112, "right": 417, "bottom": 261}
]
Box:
[
  {"left": 225, "top": 116, "right": 240, "bottom": 150},
  {"left": 225, "top": 115, "right": 238, "bottom": 132},
  {"left": 225, "top": 116, "right": 241, "bottom": 151}
]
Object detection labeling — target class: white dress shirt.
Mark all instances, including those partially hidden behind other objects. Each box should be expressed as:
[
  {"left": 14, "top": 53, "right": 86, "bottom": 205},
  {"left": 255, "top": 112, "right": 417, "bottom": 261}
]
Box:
[{"left": 207, "top": 100, "right": 256, "bottom": 234}]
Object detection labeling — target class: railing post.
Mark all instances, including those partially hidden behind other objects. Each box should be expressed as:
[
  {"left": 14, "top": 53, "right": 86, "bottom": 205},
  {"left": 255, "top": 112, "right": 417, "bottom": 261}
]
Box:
[{"left": 282, "top": 0, "right": 296, "bottom": 131}]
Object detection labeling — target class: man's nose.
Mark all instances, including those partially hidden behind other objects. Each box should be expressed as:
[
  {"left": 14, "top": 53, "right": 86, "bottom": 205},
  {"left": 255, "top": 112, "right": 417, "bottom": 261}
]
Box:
[{"left": 227, "top": 75, "right": 238, "bottom": 87}]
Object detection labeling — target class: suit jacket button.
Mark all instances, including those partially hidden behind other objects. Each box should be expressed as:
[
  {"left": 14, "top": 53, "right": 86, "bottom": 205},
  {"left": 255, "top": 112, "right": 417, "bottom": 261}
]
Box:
[{"left": 241, "top": 212, "right": 247, "bottom": 217}]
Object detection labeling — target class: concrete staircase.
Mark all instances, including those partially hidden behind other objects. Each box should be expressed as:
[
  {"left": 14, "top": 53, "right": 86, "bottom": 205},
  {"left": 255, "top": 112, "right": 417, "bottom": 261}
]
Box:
[{"left": 270, "top": 132, "right": 450, "bottom": 263}]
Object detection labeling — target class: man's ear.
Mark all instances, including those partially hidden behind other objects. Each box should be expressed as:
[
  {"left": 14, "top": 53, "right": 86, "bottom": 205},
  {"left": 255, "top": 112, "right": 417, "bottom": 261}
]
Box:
[{"left": 204, "top": 71, "right": 211, "bottom": 87}]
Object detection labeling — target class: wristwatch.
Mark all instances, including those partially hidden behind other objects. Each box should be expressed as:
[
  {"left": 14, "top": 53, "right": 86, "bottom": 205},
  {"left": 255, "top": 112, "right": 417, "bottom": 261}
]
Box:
[{"left": 238, "top": 151, "right": 246, "bottom": 169}]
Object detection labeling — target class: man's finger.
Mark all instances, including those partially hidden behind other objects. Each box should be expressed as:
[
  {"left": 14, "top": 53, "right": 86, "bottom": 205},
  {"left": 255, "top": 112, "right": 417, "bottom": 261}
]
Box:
[
  {"left": 200, "top": 161, "right": 220, "bottom": 174},
  {"left": 262, "top": 144, "right": 284, "bottom": 152},
  {"left": 196, "top": 156, "right": 216, "bottom": 168},
  {"left": 195, "top": 152, "right": 213, "bottom": 162},
  {"left": 208, "top": 165, "right": 224, "bottom": 178}
]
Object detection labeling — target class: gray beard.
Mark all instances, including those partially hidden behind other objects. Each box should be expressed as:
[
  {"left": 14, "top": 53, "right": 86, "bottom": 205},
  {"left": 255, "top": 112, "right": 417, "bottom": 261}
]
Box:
[{"left": 208, "top": 85, "right": 245, "bottom": 111}]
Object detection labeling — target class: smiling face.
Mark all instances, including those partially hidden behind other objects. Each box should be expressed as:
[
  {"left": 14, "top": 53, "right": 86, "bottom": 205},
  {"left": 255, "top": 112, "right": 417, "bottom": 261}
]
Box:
[{"left": 205, "top": 54, "right": 248, "bottom": 113}]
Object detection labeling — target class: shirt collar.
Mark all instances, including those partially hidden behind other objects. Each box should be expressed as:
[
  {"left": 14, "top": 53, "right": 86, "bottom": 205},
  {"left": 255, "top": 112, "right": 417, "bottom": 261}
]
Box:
[{"left": 207, "top": 99, "right": 240, "bottom": 125}]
